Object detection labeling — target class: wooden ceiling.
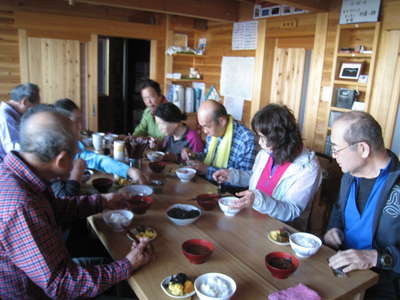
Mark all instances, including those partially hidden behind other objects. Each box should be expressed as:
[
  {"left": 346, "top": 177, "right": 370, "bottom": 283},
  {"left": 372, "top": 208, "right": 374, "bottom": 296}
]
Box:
[
  {"left": 0, "top": 0, "right": 329, "bottom": 23},
  {"left": 72, "top": 0, "right": 329, "bottom": 22}
]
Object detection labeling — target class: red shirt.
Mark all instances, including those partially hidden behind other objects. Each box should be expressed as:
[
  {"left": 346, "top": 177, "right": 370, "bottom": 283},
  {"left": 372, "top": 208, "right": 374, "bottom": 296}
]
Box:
[{"left": 0, "top": 152, "right": 133, "bottom": 299}]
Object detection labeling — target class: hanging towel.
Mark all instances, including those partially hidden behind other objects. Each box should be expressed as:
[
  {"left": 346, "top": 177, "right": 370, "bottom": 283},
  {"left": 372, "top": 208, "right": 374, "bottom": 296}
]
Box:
[{"left": 204, "top": 115, "right": 233, "bottom": 168}]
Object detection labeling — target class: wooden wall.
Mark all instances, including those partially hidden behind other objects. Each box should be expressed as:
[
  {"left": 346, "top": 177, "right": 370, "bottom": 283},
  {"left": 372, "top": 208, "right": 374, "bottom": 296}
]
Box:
[
  {"left": 312, "top": 0, "right": 400, "bottom": 152},
  {"left": 168, "top": 18, "right": 255, "bottom": 125},
  {"left": 1, "top": 0, "right": 400, "bottom": 145},
  {"left": 19, "top": 33, "right": 81, "bottom": 104},
  {"left": 0, "top": 11, "right": 19, "bottom": 100}
]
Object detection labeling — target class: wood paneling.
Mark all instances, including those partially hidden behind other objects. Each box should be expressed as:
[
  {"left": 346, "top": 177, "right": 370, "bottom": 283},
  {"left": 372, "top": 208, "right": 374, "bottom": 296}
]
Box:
[
  {"left": 87, "top": 34, "right": 98, "bottom": 131},
  {"left": 303, "top": 12, "right": 328, "bottom": 149},
  {"left": 0, "top": 11, "right": 19, "bottom": 100},
  {"left": 19, "top": 33, "right": 81, "bottom": 104},
  {"left": 270, "top": 48, "right": 306, "bottom": 118},
  {"left": 167, "top": 19, "right": 255, "bottom": 126},
  {"left": 251, "top": 20, "right": 272, "bottom": 119},
  {"left": 369, "top": 30, "right": 400, "bottom": 147}
]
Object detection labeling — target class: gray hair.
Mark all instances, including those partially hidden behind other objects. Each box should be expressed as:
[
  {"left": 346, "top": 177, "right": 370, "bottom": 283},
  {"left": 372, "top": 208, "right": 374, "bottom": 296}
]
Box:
[
  {"left": 20, "top": 105, "right": 76, "bottom": 162},
  {"left": 336, "top": 111, "right": 385, "bottom": 151},
  {"left": 10, "top": 83, "right": 40, "bottom": 104}
]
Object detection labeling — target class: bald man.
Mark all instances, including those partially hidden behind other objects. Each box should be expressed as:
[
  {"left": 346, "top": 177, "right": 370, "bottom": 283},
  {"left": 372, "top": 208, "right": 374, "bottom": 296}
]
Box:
[
  {"left": 324, "top": 111, "right": 400, "bottom": 299},
  {"left": 0, "top": 107, "right": 152, "bottom": 299},
  {"left": 182, "top": 100, "right": 256, "bottom": 188}
]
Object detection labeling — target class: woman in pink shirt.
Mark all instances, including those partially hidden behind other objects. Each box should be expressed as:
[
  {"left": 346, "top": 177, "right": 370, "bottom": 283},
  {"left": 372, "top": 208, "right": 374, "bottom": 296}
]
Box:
[{"left": 154, "top": 102, "right": 203, "bottom": 162}]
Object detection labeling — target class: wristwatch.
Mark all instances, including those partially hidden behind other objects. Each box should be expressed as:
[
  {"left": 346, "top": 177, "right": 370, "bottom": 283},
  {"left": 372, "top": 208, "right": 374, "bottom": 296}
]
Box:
[{"left": 380, "top": 252, "right": 393, "bottom": 268}]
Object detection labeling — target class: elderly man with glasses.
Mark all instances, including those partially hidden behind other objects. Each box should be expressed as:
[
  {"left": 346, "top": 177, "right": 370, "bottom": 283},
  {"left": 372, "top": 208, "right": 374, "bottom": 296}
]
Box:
[{"left": 324, "top": 111, "right": 400, "bottom": 300}]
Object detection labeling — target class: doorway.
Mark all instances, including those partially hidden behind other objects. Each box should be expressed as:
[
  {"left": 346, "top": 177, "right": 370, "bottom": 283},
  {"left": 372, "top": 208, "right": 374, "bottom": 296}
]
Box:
[{"left": 97, "top": 36, "right": 150, "bottom": 134}]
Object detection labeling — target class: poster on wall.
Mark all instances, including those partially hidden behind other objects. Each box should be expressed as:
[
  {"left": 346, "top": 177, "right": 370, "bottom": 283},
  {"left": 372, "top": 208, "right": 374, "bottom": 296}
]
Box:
[
  {"left": 339, "top": 0, "right": 381, "bottom": 24},
  {"left": 232, "top": 21, "right": 258, "bottom": 50},
  {"left": 220, "top": 56, "right": 255, "bottom": 100}
]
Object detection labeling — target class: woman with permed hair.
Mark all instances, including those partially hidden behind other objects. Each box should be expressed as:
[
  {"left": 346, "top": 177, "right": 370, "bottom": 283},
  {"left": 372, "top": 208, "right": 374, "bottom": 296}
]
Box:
[{"left": 213, "top": 104, "right": 321, "bottom": 230}]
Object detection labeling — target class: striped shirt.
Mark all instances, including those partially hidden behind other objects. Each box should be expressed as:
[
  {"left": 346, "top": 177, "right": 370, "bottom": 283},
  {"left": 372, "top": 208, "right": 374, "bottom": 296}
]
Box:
[
  {"left": 0, "top": 152, "right": 133, "bottom": 300},
  {"left": 204, "top": 120, "right": 256, "bottom": 181}
]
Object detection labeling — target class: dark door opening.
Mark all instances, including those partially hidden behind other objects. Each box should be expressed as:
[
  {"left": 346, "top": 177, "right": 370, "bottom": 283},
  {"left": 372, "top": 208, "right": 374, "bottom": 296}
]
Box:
[{"left": 98, "top": 36, "right": 150, "bottom": 134}]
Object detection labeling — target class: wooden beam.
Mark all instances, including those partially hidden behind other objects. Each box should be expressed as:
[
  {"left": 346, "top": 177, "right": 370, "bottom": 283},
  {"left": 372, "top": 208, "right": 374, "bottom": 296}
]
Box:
[
  {"left": 302, "top": 12, "right": 328, "bottom": 148},
  {"left": 18, "top": 29, "right": 29, "bottom": 83},
  {"left": 14, "top": 11, "right": 165, "bottom": 40},
  {"left": 87, "top": 34, "right": 98, "bottom": 131},
  {"left": 251, "top": 20, "right": 276, "bottom": 118},
  {"left": 77, "top": 0, "right": 239, "bottom": 22},
  {"left": 263, "top": 0, "right": 329, "bottom": 12},
  {"left": 0, "top": 0, "right": 158, "bottom": 24}
]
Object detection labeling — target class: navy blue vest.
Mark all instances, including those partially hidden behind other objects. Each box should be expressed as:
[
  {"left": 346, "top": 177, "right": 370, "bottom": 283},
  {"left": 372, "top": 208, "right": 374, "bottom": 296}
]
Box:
[{"left": 344, "top": 160, "right": 392, "bottom": 249}]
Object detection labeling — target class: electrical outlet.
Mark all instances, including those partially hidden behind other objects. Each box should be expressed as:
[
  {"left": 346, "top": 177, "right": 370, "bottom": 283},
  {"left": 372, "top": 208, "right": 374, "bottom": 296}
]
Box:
[{"left": 280, "top": 19, "right": 297, "bottom": 29}]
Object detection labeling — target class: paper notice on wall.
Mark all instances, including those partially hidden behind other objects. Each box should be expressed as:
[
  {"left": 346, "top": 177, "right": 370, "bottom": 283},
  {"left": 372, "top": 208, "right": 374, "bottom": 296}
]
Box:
[
  {"left": 232, "top": 21, "right": 258, "bottom": 50},
  {"left": 224, "top": 96, "right": 244, "bottom": 121},
  {"left": 220, "top": 56, "right": 255, "bottom": 100}
]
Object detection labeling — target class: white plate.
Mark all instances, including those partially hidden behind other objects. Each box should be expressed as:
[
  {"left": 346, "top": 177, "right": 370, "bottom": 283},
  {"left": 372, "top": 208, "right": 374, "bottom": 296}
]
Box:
[
  {"left": 160, "top": 275, "right": 195, "bottom": 299},
  {"left": 267, "top": 230, "right": 290, "bottom": 246}
]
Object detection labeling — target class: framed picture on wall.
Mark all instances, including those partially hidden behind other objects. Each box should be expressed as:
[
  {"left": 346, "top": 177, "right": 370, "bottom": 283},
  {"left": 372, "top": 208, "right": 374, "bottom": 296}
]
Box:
[{"left": 338, "top": 62, "right": 363, "bottom": 80}]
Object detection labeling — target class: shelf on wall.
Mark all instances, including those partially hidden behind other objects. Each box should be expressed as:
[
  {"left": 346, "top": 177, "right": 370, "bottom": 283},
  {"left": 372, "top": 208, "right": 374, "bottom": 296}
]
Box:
[
  {"left": 333, "top": 80, "right": 367, "bottom": 90},
  {"left": 339, "top": 23, "right": 377, "bottom": 29},
  {"left": 166, "top": 78, "right": 205, "bottom": 83},
  {"left": 172, "top": 53, "right": 207, "bottom": 58},
  {"left": 336, "top": 53, "right": 372, "bottom": 58},
  {"left": 330, "top": 106, "right": 353, "bottom": 113}
]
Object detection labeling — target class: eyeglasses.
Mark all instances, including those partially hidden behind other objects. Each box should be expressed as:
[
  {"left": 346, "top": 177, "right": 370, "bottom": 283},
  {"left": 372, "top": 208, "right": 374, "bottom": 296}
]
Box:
[{"left": 330, "top": 142, "right": 361, "bottom": 155}]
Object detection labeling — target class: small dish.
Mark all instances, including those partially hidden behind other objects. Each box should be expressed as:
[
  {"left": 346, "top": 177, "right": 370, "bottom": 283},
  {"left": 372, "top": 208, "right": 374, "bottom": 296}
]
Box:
[
  {"left": 81, "top": 169, "right": 94, "bottom": 183},
  {"left": 267, "top": 230, "right": 290, "bottom": 246},
  {"left": 149, "top": 161, "right": 167, "bottom": 173},
  {"left": 127, "top": 225, "right": 157, "bottom": 241},
  {"left": 194, "top": 272, "right": 237, "bottom": 299},
  {"left": 120, "top": 184, "right": 154, "bottom": 196},
  {"left": 102, "top": 209, "right": 134, "bottom": 232},
  {"left": 265, "top": 251, "right": 299, "bottom": 279},
  {"left": 127, "top": 195, "right": 154, "bottom": 215},
  {"left": 176, "top": 167, "right": 196, "bottom": 182},
  {"left": 161, "top": 274, "right": 195, "bottom": 299},
  {"left": 166, "top": 204, "right": 201, "bottom": 226},
  {"left": 289, "top": 232, "right": 322, "bottom": 258},
  {"left": 147, "top": 151, "right": 165, "bottom": 162},
  {"left": 218, "top": 197, "right": 241, "bottom": 217},
  {"left": 92, "top": 177, "right": 113, "bottom": 193},
  {"left": 195, "top": 194, "right": 219, "bottom": 210},
  {"left": 182, "top": 239, "right": 214, "bottom": 264}
]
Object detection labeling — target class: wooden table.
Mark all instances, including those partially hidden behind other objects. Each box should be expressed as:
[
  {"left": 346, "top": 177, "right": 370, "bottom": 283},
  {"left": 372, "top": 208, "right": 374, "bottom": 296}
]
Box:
[{"left": 87, "top": 164, "right": 378, "bottom": 300}]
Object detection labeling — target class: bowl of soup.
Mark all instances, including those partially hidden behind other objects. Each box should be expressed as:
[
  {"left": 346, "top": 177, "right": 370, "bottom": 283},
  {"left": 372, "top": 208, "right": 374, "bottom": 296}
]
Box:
[
  {"left": 265, "top": 251, "right": 299, "bottom": 279},
  {"left": 182, "top": 239, "right": 214, "bottom": 264}
]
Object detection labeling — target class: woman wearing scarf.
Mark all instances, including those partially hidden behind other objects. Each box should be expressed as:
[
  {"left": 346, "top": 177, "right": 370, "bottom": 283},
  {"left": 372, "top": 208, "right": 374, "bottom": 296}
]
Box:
[{"left": 213, "top": 104, "right": 321, "bottom": 230}]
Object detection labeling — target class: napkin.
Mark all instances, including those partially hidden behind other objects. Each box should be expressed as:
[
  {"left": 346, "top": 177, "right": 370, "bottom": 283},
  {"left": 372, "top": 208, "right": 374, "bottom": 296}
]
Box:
[{"left": 268, "top": 283, "right": 321, "bottom": 300}]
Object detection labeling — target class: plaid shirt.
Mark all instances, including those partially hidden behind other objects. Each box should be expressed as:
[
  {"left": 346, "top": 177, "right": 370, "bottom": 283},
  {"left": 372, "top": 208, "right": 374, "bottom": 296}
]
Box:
[
  {"left": 204, "top": 120, "right": 256, "bottom": 181},
  {"left": 0, "top": 152, "right": 133, "bottom": 300}
]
